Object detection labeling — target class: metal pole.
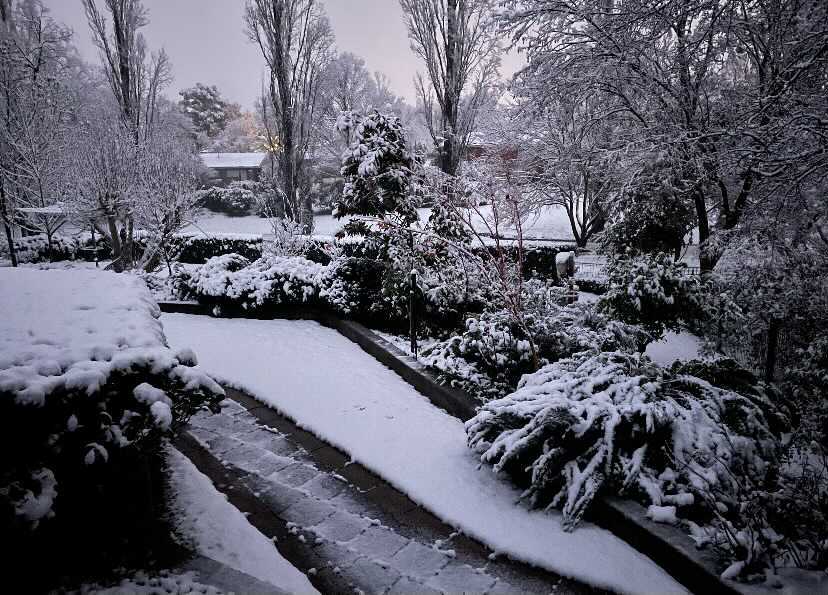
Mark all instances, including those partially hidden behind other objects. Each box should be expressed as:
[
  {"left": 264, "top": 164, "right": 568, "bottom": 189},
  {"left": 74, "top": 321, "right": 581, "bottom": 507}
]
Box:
[{"left": 409, "top": 269, "right": 417, "bottom": 357}]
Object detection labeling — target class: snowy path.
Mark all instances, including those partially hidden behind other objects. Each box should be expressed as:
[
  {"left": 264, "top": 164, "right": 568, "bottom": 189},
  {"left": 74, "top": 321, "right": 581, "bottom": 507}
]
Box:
[
  {"left": 166, "top": 445, "right": 317, "bottom": 593},
  {"left": 183, "top": 389, "right": 587, "bottom": 593},
  {"left": 162, "top": 314, "right": 686, "bottom": 595}
]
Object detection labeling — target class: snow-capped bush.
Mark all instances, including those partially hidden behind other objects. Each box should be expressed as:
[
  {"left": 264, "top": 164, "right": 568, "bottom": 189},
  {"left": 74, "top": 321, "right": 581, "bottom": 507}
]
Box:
[
  {"left": 1, "top": 234, "right": 77, "bottom": 263},
  {"left": 179, "top": 253, "right": 329, "bottom": 312},
  {"left": 174, "top": 233, "right": 264, "bottom": 264},
  {"left": 466, "top": 351, "right": 797, "bottom": 576},
  {"left": 335, "top": 109, "right": 419, "bottom": 227},
  {"left": 600, "top": 252, "right": 705, "bottom": 336},
  {"left": 0, "top": 269, "right": 224, "bottom": 532},
  {"left": 196, "top": 182, "right": 258, "bottom": 216},
  {"left": 423, "top": 289, "right": 649, "bottom": 402}
]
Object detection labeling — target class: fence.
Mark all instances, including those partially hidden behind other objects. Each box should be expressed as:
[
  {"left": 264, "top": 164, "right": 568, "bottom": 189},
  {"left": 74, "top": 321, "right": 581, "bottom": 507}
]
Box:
[
  {"left": 718, "top": 318, "right": 803, "bottom": 382},
  {"left": 573, "top": 261, "right": 700, "bottom": 280}
]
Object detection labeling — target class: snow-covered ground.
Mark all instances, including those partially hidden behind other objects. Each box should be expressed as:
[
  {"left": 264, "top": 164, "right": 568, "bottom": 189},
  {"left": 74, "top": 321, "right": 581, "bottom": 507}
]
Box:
[
  {"left": 644, "top": 331, "right": 704, "bottom": 367},
  {"left": 77, "top": 570, "right": 222, "bottom": 595},
  {"left": 166, "top": 445, "right": 318, "bottom": 594},
  {"left": 162, "top": 314, "right": 686, "bottom": 595},
  {"left": 185, "top": 204, "right": 574, "bottom": 240}
]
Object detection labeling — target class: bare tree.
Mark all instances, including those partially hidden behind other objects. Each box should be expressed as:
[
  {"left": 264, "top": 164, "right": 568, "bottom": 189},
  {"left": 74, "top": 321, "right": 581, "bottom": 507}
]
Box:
[
  {"left": 245, "top": 0, "right": 334, "bottom": 233},
  {"left": 401, "top": 0, "right": 500, "bottom": 176},
  {"left": 516, "top": 97, "right": 615, "bottom": 247},
  {"left": 133, "top": 126, "right": 200, "bottom": 273},
  {"left": 81, "top": 0, "right": 172, "bottom": 268},
  {"left": 64, "top": 113, "right": 138, "bottom": 271},
  {"left": 0, "top": 0, "right": 73, "bottom": 265},
  {"left": 503, "top": 0, "right": 734, "bottom": 272}
]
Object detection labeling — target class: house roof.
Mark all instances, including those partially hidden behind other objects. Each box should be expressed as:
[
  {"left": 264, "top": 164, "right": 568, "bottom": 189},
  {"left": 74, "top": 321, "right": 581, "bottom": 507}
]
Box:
[{"left": 200, "top": 152, "right": 268, "bottom": 169}]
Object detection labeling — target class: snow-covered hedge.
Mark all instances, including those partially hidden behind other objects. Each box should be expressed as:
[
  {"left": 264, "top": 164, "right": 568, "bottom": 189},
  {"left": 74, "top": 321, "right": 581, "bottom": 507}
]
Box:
[
  {"left": 196, "top": 182, "right": 259, "bottom": 216},
  {"left": 466, "top": 351, "right": 800, "bottom": 577},
  {"left": 177, "top": 253, "right": 338, "bottom": 313},
  {"left": 0, "top": 269, "right": 223, "bottom": 531},
  {"left": 176, "top": 251, "right": 486, "bottom": 330},
  {"left": 1, "top": 234, "right": 77, "bottom": 263},
  {"left": 173, "top": 233, "right": 264, "bottom": 264}
]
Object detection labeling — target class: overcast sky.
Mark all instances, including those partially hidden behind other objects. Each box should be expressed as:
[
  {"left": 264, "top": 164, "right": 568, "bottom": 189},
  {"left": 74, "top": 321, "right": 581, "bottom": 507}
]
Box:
[{"left": 42, "top": 0, "right": 523, "bottom": 110}]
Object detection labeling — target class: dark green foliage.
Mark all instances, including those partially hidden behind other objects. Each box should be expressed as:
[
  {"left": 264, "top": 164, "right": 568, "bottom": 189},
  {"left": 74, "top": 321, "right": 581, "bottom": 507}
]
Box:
[
  {"left": 599, "top": 252, "right": 706, "bottom": 337},
  {"left": 573, "top": 278, "right": 608, "bottom": 294},
  {"left": 335, "top": 110, "right": 419, "bottom": 226},
  {"left": 175, "top": 235, "right": 263, "bottom": 264},
  {"left": 600, "top": 154, "right": 695, "bottom": 258},
  {"left": 0, "top": 362, "right": 222, "bottom": 591}
]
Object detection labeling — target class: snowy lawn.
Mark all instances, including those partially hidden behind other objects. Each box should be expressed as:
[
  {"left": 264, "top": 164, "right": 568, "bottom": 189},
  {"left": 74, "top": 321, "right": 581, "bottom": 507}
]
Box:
[
  {"left": 162, "top": 314, "right": 686, "bottom": 595},
  {"left": 644, "top": 331, "right": 704, "bottom": 367},
  {"left": 185, "top": 204, "right": 574, "bottom": 240},
  {"left": 166, "top": 445, "right": 317, "bottom": 594}
]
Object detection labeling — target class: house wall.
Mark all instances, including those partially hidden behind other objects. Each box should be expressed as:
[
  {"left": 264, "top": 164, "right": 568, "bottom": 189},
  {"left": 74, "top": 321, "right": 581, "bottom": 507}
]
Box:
[{"left": 205, "top": 167, "right": 262, "bottom": 186}]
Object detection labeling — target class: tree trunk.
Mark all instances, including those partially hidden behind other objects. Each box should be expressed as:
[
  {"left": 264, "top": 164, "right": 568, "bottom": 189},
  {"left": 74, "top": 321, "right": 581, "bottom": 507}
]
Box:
[
  {"left": 2, "top": 218, "right": 16, "bottom": 266},
  {"left": 693, "top": 188, "right": 715, "bottom": 274},
  {"left": 107, "top": 214, "right": 121, "bottom": 259},
  {"left": 0, "top": 181, "right": 17, "bottom": 267},
  {"left": 442, "top": 0, "right": 459, "bottom": 176}
]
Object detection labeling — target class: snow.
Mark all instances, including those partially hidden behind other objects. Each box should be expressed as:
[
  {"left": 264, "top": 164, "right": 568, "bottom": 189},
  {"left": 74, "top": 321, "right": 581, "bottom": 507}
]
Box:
[
  {"left": 644, "top": 331, "right": 703, "bottom": 366},
  {"left": 0, "top": 268, "right": 221, "bottom": 406},
  {"left": 165, "top": 445, "right": 318, "bottom": 594},
  {"left": 14, "top": 468, "right": 57, "bottom": 523},
  {"left": 646, "top": 505, "right": 678, "bottom": 525},
  {"left": 162, "top": 314, "right": 686, "bottom": 595},
  {"left": 78, "top": 570, "right": 222, "bottom": 594},
  {"left": 185, "top": 203, "right": 575, "bottom": 241},
  {"left": 199, "top": 152, "right": 267, "bottom": 169}
]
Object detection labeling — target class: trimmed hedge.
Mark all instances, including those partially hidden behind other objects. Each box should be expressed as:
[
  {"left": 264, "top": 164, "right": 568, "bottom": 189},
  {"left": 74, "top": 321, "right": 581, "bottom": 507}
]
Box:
[
  {"left": 1, "top": 234, "right": 76, "bottom": 263},
  {"left": 173, "top": 234, "right": 264, "bottom": 264}
]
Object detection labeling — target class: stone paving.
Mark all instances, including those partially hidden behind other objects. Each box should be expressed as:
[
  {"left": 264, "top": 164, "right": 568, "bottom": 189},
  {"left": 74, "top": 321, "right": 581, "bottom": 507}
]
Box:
[{"left": 183, "top": 387, "right": 600, "bottom": 595}]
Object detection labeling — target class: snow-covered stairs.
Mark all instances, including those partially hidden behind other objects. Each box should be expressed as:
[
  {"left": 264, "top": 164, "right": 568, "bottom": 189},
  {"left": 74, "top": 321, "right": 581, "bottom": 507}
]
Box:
[{"left": 179, "top": 388, "right": 595, "bottom": 595}]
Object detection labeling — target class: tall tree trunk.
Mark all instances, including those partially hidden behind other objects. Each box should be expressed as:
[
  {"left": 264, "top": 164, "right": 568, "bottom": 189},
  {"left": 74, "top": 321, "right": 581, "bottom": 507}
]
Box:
[
  {"left": 442, "top": 0, "right": 459, "bottom": 176},
  {"left": 694, "top": 188, "right": 715, "bottom": 274},
  {"left": 107, "top": 213, "right": 121, "bottom": 259},
  {"left": 0, "top": 179, "right": 17, "bottom": 266}
]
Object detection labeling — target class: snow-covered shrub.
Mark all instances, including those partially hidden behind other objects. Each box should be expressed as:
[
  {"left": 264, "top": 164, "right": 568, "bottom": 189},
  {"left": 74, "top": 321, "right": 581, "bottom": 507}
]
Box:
[
  {"left": 784, "top": 336, "right": 828, "bottom": 448},
  {"left": 322, "top": 256, "right": 387, "bottom": 318},
  {"left": 196, "top": 182, "right": 258, "bottom": 216},
  {"left": 0, "top": 269, "right": 224, "bottom": 540},
  {"left": 178, "top": 253, "right": 328, "bottom": 312},
  {"left": 423, "top": 291, "right": 649, "bottom": 402},
  {"left": 174, "top": 233, "right": 263, "bottom": 264},
  {"left": 1, "top": 234, "right": 77, "bottom": 263},
  {"left": 600, "top": 252, "right": 705, "bottom": 336},
  {"left": 466, "top": 351, "right": 797, "bottom": 575},
  {"left": 691, "top": 442, "right": 828, "bottom": 580},
  {"left": 711, "top": 239, "right": 828, "bottom": 389},
  {"left": 600, "top": 152, "right": 696, "bottom": 258}
]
